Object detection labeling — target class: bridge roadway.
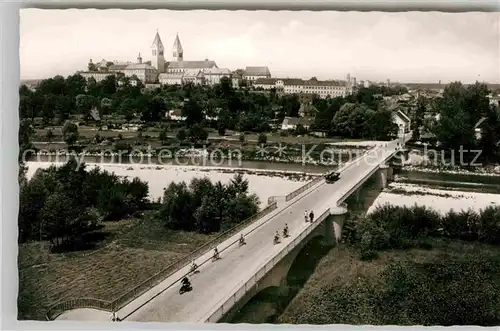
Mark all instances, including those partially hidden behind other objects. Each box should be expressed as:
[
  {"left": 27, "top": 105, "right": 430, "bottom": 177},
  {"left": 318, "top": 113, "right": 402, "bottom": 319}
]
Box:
[{"left": 106, "top": 141, "right": 400, "bottom": 323}]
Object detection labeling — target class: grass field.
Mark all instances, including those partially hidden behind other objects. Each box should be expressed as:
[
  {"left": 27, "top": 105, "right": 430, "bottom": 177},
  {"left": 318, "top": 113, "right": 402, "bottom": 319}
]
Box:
[
  {"left": 33, "top": 125, "right": 355, "bottom": 146},
  {"left": 277, "top": 238, "right": 500, "bottom": 325},
  {"left": 18, "top": 216, "right": 216, "bottom": 320}
]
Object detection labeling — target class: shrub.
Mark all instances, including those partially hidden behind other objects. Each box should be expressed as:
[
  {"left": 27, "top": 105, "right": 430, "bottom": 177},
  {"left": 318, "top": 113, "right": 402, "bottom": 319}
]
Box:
[{"left": 351, "top": 204, "right": 500, "bottom": 259}]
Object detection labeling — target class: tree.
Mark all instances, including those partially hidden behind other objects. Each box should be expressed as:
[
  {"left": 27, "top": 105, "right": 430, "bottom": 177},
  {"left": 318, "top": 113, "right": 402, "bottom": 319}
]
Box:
[
  {"left": 88, "top": 62, "right": 97, "bottom": 72},
  {"left": 46, "top": 129, "right": 55, "bottom": 142},
  {"left": 62, "top": 121, "right": 79, "bottom": 146},
  {"left": 159, "top": 126, "right": 169, "bottom": 144},
  {"left": 159, "top": 182, "right": 195, "bottom": 231},
  {"left": 182, "top": 98, "right": 204, "bottom": 127},
  {"left": 434, "top": 82, "right": 477, "bottom": 153},
  {"left": 141, "top": 96, "right": 165, "bottom": 122},
  {"left": 65, "top": 74, "right": 87, "bottom": 97},
  {"left": 279, "top": 94, "right": 301, "bottom": 117},
  {"left": 188, "top": 123, "right": 209, "bottom": 143},
  {"left": 367, "top": 108, "right": 398, "bottom": 140},
  {"left": 19, "top": 94, "right": 36, "bottom": 119},
  {"left": 19, "top": 119, "right": 35, "bottom": 159},
  {"left": 332, "top": 103, "right": 374, "bottom": 138},
  {"left": 411, "top": 95, "right": 427, "bottom": 140},
  {"left": 75, "top": 94, "right": 97, "bottom": 115},
  {"left": 217, "top": 123, "right": 226, "bottom": 136},
  {"left": 478, "top": 104, "right": 500, "bottom": 163},
  {"left": 258, "top": 133, "right": 267, "bottom": 144},
  {"left": 194, "top": 196, "right": 220, "bottom": 233},
  {"left": 176, "top": 128, "right": 187, "bottom": 142}
]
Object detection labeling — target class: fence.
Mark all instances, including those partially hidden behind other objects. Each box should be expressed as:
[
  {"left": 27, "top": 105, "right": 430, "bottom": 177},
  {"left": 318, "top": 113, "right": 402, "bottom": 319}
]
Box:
[
  {"left": 285, "top": 175, "right": 324, "bottom": 202},
  {"left": 202, "top": 205, "right": 334, "bottom": 323},
  {"left": 46, "top": 298, "right": 112, "bottom": 321},
  {"left": 46, "top": 202, "right": 278, "bottom": 321}
]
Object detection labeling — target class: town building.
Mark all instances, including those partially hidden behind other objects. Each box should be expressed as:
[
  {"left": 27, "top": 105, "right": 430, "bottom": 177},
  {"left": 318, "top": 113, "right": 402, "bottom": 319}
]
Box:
[
  {"left": 281, "top": 117, "right": 313, "bottom": 130},
  {"left": 80, "top": 53, "right": 157, "bottom": 84},
  {"left": 243, "top": 66, "right": 271, "bottom": 82},
  {"left": 391, "top": 110, "right": 412, "bottom": 136},
  {"left": 253, "top": 77, "right": 353, "bottom": 99},
  {"left": 154, "top": 32, "right": 231, "bottom": 86}
]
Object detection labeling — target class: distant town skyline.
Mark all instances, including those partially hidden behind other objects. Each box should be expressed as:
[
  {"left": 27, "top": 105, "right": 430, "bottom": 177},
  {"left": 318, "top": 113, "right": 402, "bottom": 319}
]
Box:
[{"left": 20, "top": 9, "right": 500, "bottom": 83}]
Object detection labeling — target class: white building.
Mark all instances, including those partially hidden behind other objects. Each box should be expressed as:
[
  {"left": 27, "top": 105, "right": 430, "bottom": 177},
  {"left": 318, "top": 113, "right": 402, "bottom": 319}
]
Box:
[
  {"left": 391, "top": 110, "right": 411, "bottom": 136},
  {"left": 254, "top": 78, "right": 352, "bottom": 99},
  {"left": 158, "top": 73, "right": 182, "bottom": 85},
  {"left": 182, "top": 69, "right": 205, "bottom": 85},
  {"left": 202, "top": 68, "right": 232, "bottom": 85},
  {"left": 281, "top": 117, "right": 313, "bottom": 130},
  {"left": 81, "top": 53, "right": 158, "bottom": 84},
  {"left": 243, "top": 66, "right": 271, "bottom": 82},
  {"left": 166, "top": 109, "right": 186, "bottom": 121},
  {"left": 79, "top": 71, "right": 116, "bottom": 83}
]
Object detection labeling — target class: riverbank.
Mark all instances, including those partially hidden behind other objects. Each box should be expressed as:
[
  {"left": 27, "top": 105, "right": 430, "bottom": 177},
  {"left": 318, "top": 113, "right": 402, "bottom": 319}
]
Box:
[
  {"left": 26, "top": 161, "right": 319, "bottom": 206},
  {"left": 368, "top": 182, "right": 499, "bottom": 215},
  {"left": 234, "top": 169, "right": 500, "bottom": 325}
]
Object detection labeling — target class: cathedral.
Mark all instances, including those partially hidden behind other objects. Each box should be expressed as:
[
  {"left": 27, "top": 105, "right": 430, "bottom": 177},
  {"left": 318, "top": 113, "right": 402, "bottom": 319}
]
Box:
[
  {"left": 151, "top": 31, "right": 232, "bottom": 86},
  {"left": 80, "top": 31, "right": 233, "bottom": 86}
]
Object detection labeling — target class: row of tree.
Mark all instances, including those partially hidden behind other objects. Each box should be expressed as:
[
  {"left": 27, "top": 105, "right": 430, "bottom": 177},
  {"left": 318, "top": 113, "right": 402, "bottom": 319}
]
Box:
[
  {"left": 159, "top": 174, "right": 260, "bottom": 234},
  {"left": 432, "top": 82, "right": 500, "bottom": 162},
  {"left": 342, "top": 204, "right": 500, "bottom": 260},
  {"left": 18, "top": 157, "right": 260, "bottom": 250},
  {"left": 19, "top": 73, "right": 407, "bottom": 140}
]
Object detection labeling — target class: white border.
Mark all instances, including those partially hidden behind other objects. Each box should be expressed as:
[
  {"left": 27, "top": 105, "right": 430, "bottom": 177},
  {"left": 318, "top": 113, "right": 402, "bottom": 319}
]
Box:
[{"left": 1, "top": 1, "right": 499, "bottom": 331}]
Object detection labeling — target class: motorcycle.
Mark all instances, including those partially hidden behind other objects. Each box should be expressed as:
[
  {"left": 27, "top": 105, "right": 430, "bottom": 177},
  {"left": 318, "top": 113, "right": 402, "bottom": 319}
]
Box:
[
  {"left": 239, "top": 237, "right": 246, "bottom": 246},
  {"left": 283, "top": 228, "right": 289, "bottom": 238},
  {"left": 212, "top": 250, "right": 221, "bottom": 262},
  {"left": 190, "top": 263, "right": 199, "bottom": 274},
  {"left": 179, "top": 283, "right": 193, "bottom": 295}
]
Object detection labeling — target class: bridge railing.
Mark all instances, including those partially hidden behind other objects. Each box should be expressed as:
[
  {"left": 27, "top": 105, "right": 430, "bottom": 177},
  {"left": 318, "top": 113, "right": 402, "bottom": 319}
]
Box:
[
  {"left": 46, "top": 297, "right": 112, "bottom": 321},
  {"left": 202, "top": 205, "right": 334, "bottom": 323},
  {"left": 285, "top": 176, "right": 324, "bottom": 202},
  {"left": 45, "top": 202, "right": 278, "bottom": 321}
]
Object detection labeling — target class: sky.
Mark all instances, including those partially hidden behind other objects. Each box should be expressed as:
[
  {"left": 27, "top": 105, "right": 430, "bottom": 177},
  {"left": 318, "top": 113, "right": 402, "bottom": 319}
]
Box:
[{"left": 20, "top": 9, "right": 500, "bottom": 83}]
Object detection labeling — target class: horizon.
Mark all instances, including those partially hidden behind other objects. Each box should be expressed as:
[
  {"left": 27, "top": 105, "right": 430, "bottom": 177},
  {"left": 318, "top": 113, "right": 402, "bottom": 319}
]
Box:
[{"left": 20, "top": 9, "right": 500, "bottom": 84}]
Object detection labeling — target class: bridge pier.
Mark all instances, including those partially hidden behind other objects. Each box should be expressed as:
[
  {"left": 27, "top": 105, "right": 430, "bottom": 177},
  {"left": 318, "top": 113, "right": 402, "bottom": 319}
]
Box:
[
  {"left": 377, "top": 164, "right": 389, "bottom": 189},
  {"left": 325, "top": 204, "right": 349, "bottom": 246}
]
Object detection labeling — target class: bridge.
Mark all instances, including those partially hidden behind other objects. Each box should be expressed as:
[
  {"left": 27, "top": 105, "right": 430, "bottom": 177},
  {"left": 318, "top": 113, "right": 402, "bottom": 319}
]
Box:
[{"left": 52, "top": 137, "right": 410, "bottom": 323}]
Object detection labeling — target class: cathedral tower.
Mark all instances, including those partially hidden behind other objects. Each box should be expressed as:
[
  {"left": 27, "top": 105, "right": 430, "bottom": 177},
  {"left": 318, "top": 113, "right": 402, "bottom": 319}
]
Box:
[
  {"left": 151, "top": 30, "right": 165, "bottom": 72},
  {"left": 172, "top": 33, "right": 183, "bottom": 62}
]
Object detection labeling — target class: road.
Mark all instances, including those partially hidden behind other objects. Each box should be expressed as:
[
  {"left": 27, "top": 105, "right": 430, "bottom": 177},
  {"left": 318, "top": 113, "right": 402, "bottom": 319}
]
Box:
[{"left": 120, "top": 142, "right": 399, "bottom": 323}]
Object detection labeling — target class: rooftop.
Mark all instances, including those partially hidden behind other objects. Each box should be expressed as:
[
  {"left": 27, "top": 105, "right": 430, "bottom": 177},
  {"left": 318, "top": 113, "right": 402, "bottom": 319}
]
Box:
[
  {"left": 255, "top": 77, "right": 347, "bottom": 87},
  {"left": 244, "top": 66, "right": 271, "bottom": 77},
  {"left": 166, "top": 60, "right": 218, "bottom": 69}
]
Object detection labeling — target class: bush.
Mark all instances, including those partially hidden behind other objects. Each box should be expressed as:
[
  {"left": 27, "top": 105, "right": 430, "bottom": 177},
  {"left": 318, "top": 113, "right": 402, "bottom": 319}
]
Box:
[
  {"left": 347, "top": 204, "right": 500, "bottom": 258},
  {"left": 258, "top": 133, "right": 267, "bottom": 144}
]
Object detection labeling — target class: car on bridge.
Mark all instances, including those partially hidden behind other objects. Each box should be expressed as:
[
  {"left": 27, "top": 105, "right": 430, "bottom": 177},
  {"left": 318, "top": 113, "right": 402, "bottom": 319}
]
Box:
[{"left": 324, "top": 170, "right": 340, "bottom": 183}]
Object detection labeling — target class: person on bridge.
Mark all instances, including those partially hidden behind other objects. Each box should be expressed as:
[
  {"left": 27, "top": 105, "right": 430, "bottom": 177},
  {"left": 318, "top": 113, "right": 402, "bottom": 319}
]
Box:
[
  {"left": 274, "top": 231, "right": 280, "bottom": 244},
  {"left": 213, "top": 247, "right": 220, "bottom": 260},
  {"left": 239, "top": 234, "right": 246, "bottom": 245},
  {"left": 309, "top": 210, "right": 314, "bottom": 222},
  {"left": 283, "top": 223, "right": 289, "bottom": 237},
  {"left": 190, "top": 260, "right": 198, "bottom": 273},
  {"left": 304, "top": 210, "right": 309, "bottom": 223}
]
